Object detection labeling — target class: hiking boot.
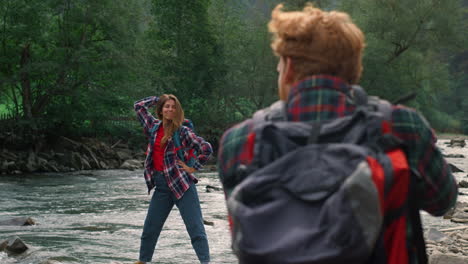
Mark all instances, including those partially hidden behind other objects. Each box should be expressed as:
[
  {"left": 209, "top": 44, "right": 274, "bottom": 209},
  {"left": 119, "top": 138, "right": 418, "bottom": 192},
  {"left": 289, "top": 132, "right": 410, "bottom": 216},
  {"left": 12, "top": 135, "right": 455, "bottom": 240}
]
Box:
[{"left": 134, "top": 261, "right": 145, "bottom": 264}]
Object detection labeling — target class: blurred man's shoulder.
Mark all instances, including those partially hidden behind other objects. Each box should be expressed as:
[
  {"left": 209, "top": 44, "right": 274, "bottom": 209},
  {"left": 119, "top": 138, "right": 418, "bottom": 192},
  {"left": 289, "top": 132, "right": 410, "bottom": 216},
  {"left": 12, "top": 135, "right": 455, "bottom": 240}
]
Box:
[{"left": 220, "top": 118, "right": 256, "bottom": 147}]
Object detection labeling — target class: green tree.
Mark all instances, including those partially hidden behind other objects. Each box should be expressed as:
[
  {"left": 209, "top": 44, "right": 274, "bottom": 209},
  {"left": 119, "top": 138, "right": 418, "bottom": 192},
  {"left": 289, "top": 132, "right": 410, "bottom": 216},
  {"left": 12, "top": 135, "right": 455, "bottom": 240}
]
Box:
[
  {"left": 339, "top": 0, "right": 466, "bottom": 131},
  {"left": 0, "top": 0, "right": 152, "bottom": 136}
]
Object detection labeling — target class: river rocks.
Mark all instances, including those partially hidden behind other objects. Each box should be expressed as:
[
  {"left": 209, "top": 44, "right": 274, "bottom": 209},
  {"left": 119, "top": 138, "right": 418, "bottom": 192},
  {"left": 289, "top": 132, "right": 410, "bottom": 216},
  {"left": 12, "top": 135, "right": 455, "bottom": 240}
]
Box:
[
  {"left": 426, "top": 227, "right": 468, "bottom": 263},
  {"left": 206, "top": 185, "right": 222, "bottom": 192},
  {"left": 119, "top": 159, "right": 142, "bottom": 170},
  {"left": 449, "top": 163, "right": 464, "bottom": 173},
  {"left": 427, "top": 228, "right": 449, "bottom": 242},
  {"left": 203, "top": 219, "right": 215, "bottom": 226},
  {"left": 459, "top": 180, "right": 468, "bottom": 188},
  {"left": 0, "top": 136, "right": 145, "bottom": 174},
  {"left": 0, "top": 236, "right": 29, "bottom": 255},
  {"left": 447, "top": 139, "right": 466, "bottom": 148},
  {"left": 444, "top": 154, "right": 465, "bottom": 158},
  {"left": 443, "top": 202, "right": 468, "bottom": 224},
  {"left": 0, "top": 217, "right": 35, "bottom": 226}
]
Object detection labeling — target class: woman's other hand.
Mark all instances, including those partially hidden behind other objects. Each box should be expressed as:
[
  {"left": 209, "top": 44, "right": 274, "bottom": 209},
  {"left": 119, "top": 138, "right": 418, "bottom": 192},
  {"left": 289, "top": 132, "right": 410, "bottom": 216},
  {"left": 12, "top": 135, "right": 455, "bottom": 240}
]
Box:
[{"left": 177, "top": 160, "right": 196, "bottom": 174}]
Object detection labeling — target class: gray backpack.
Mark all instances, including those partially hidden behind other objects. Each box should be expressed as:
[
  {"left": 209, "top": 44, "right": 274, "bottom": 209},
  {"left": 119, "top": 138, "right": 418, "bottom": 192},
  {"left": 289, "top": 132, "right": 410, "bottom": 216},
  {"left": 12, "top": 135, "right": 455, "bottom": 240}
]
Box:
[{"left": 226, "top": 86, "right": 426, "bottom": 264}]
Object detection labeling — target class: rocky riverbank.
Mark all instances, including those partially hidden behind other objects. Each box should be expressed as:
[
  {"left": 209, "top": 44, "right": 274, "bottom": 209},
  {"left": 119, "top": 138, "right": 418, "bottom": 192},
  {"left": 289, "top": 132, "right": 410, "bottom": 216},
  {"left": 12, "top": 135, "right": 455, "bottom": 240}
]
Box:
[
  {"left": 0, "top": 136, "right": 146, "bottom": 174},
  {"left": 424, "top": 138, "right": 468, "bottom": 263}
]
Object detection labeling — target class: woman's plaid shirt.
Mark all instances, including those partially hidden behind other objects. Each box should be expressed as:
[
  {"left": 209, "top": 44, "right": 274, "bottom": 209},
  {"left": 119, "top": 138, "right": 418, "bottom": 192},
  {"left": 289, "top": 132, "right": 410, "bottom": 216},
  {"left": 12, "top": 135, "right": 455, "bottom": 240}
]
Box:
[{"left": 134, "top": 96, "right": 213, "bottom": 199}]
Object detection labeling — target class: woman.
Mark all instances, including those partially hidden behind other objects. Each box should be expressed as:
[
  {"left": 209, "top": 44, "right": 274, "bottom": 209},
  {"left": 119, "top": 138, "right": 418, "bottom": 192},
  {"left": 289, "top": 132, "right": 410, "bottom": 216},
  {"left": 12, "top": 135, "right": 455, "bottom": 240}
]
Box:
[{"left": 133, "top": 94, "right": 212, "bottom": 264}]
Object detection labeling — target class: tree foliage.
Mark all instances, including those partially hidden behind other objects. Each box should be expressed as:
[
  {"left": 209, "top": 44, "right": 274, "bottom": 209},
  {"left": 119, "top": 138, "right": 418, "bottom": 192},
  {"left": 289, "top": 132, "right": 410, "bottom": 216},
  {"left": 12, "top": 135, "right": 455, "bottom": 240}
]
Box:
[
  {"left": 0, "top": 0, "right": 152, "bottom": 135},
  {"left": 338, "top": 0, "right": 467, "bottom": 131},
  {"left": 0, "top": 0, "right": 466, "bottom": 147}
]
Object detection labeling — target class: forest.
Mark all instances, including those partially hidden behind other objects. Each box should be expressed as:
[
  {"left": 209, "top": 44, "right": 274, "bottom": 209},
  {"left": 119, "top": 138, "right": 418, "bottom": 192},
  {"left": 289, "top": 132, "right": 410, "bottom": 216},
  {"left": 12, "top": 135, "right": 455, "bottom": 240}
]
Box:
[{"left": 0, "top": 0, "right": 467, "bottom": 151}]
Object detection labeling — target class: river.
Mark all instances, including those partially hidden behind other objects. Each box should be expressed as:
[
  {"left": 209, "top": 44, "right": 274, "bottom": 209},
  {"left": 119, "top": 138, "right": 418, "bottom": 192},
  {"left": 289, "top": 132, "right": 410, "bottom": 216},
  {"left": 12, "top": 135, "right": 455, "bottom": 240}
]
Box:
[
  {"left": 0, "top": 170, "right": 236, "bottom": 264},
  {"left": 0, "top": 140, "right": 466, "bottom": 264}
]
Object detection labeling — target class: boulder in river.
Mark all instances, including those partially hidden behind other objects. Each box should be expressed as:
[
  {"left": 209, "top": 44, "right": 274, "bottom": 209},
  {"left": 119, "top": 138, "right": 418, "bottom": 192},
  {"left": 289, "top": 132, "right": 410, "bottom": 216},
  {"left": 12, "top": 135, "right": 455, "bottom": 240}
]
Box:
[
  {"left": 119, "top": 159, "right": 142, "bottom": 170},
  {"left": 449, "top": 163, "right": 464, "bottom": 173},
  {"left": 444, "top": 154, "right": 465, "bottom": 158},
  {"left": 0, "top": 217, "right": 35, "bottom": 226},
  {"left": 203, "top": 219, "right": 214, "bottom": 226},
  {"left": 0, "top": 236, "right": 29, "bottom": 254},
  {"left": 447, "top": 139, "right": 466, "bottom": 148},
  {"left": 426, "top": 228, "right": 449, "bottom": 243},
  {"left": 459, "top": 180, "right": 468, "bottom": 188},
  {"left": 206, "top": 185, "right": 222, "bottom": 192}
]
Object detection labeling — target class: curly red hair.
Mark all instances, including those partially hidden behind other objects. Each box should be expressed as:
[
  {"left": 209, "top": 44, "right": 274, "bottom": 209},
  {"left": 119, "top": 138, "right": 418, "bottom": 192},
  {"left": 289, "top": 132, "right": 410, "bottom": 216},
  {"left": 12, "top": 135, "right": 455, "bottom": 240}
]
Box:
[{"left": 269, "top": 4, "right": 365, "bottom": 84}]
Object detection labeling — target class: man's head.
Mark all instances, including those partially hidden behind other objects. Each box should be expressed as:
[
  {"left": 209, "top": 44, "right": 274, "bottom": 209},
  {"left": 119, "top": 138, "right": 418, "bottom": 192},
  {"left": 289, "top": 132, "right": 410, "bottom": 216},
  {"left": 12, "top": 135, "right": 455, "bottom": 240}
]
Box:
[{"left": 269, "top": 4, "right": 365, "bottom": 100}]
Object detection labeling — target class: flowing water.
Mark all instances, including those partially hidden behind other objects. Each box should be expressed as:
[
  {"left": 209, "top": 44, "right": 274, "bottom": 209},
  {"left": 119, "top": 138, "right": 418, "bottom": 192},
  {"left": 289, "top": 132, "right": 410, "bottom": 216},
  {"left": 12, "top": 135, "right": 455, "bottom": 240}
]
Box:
[
  {"left": 0, "top": 170, "right": 236, "bottom": 264},
  {"left": 0, "top": 140, "right": 466, "bottom": 264}
]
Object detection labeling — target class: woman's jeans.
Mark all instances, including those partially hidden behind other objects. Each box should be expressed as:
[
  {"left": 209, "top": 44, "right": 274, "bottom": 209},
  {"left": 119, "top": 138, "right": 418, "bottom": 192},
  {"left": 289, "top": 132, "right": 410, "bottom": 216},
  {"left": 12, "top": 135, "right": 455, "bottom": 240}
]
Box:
[{"left": 139, "top": 171, "right": 210, "bottom": 263}]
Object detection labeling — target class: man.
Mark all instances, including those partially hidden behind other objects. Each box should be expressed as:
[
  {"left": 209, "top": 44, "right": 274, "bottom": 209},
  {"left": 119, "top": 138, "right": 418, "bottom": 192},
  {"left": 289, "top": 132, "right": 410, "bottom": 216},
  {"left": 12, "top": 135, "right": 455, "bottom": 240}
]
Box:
[{"left": 217, "top": 4, "right": 458, "bottom": 263}]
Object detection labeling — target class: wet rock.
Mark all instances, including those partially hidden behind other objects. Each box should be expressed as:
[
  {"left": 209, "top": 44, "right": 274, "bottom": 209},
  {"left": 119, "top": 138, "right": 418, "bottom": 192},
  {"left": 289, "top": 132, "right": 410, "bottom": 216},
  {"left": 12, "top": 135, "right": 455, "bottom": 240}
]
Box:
[
  {"left": 81, "top": 157, "right": 92, "bottom": 170},
  {"left": 448, "top": 246, "right": 460, "bottom": 254},
  {"left": 206, "top": 185, "right": 222, "bottom": 192},
  {"left": 106, "top": 159, "right": 120, "bottom": 169},
  {"left": 116, "top": 149, "right": 133, "bottom": 161},
  {"left": 133, "top": 152, "right": 146, "bottom": 160},
  {"left": 120, "top": 159, "right": 142, "bottom": 170},
  {"left": 448, "top": 139, "right": 466, "bottom": 148},
  {"left": 81, "top": 145, "right": 101, "bottom": 169},
  {"left": 56, "top": 151, "right": 82, "bottom": 170},
  {"left": 25, "top": 151, "right": 39, "bottom": 172},
  {"left": 427, "top": 228, "right": 449, "bottom": 243},
  {"left": 0, "top": 236, "right": 29, "bottom": 254},
  {"left": 100, "top": 161, "right": 109, "bottom": 169},
  {"left": 450, "top": 204, "right": 468, "bottom": 223},
  {"left": 1, "top": 160, "right": 15, "bottom": 171},
  {"left": 37, "top": 151, "right": 52, "bottom": 160},
  {"left": 459, "top": 180, "right": 468, "bottom": 188},
  {"left": 203, "top": 219, "right": 214, "bottom": 226},
  {"left": 0, "top": 217, "right": 35, "bottom": 226},
  {"left": 56, "top": 136, "right": 81, "bottom": 152},
  {"left": 444, "top": 202, "right": 468, "bottom": 220},
  {"left": 449, "top": 163, "right": 464, "bottom": 173},
  {"left": 444, "top": 154, "right": 465, "bottom": 158}
]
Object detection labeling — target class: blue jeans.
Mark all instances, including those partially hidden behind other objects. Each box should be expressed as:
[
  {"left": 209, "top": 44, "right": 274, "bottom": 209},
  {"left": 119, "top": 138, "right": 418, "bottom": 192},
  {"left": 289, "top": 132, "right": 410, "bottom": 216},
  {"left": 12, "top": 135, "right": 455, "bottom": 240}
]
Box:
[{"left": 139, "top": 171, "right": 210, "bottom": 263}]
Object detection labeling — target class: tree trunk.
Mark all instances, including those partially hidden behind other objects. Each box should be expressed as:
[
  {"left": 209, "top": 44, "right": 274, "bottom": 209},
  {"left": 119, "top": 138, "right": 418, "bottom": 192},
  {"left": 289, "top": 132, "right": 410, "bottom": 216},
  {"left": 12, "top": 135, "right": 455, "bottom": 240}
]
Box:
[{"left": 20, "top": 44, "right": 33, "bottom": 120}]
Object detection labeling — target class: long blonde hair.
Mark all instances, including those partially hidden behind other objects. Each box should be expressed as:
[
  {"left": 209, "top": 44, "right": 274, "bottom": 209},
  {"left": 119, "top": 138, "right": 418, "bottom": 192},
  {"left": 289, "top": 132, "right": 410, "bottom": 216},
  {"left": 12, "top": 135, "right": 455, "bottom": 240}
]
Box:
[{"left": 155, "top": 94, "right": 185, "bottom": 144}]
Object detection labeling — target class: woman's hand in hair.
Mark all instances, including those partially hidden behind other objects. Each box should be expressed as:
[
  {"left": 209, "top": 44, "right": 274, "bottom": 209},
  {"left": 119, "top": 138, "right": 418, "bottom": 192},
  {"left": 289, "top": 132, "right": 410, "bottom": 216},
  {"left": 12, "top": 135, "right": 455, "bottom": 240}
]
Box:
[{"left": 177, "top": 160, "right": 196, "bottom": 174}]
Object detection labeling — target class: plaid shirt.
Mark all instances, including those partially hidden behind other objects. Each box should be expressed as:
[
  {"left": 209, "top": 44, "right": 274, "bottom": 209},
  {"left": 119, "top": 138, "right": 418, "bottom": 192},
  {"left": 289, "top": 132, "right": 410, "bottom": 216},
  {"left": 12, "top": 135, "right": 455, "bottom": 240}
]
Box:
[
  {"left": 134, "top": 96, "right": 213, "bottom": 199},
  {"left": 218, "top": 75, "right": 458, "bottom": 263}
]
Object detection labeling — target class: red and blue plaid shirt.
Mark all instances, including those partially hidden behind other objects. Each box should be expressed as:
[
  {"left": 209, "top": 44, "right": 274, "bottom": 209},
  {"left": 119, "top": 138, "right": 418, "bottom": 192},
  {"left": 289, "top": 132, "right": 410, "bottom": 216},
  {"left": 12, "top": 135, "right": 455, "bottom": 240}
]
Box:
[
  {"left": 218, "top": 75, "right": 458, "bottom": 263},
  {"left": 134, "top": 96, "right": 213, "bottom": 199}
]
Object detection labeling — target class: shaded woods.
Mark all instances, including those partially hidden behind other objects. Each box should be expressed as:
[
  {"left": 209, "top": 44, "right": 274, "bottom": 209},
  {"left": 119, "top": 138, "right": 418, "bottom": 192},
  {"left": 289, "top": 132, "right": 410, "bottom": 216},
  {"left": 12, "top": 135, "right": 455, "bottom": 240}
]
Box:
[{"left": 0, "top": 0, "right": 467, "bottom": 156}]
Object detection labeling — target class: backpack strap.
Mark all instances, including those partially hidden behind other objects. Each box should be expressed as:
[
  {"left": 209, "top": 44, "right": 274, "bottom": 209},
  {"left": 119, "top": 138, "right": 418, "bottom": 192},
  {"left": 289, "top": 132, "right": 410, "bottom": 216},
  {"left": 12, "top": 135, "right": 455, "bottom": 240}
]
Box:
[
  {"left": 351, "top": 85, "right": 428, "bottom": 264},
  {"left": 409, "top": 169, "right": 428, "bottom": 264},
  {"left": 173, "top": 119, "right": 197, "bottom": 167}
]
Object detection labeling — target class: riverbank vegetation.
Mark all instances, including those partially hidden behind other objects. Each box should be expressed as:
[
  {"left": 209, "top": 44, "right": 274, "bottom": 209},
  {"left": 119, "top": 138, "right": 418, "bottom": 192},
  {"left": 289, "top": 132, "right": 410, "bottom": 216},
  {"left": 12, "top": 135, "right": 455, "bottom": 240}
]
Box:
[{"left": 0, "top": 0, "right": 467, "bottom": 153}]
